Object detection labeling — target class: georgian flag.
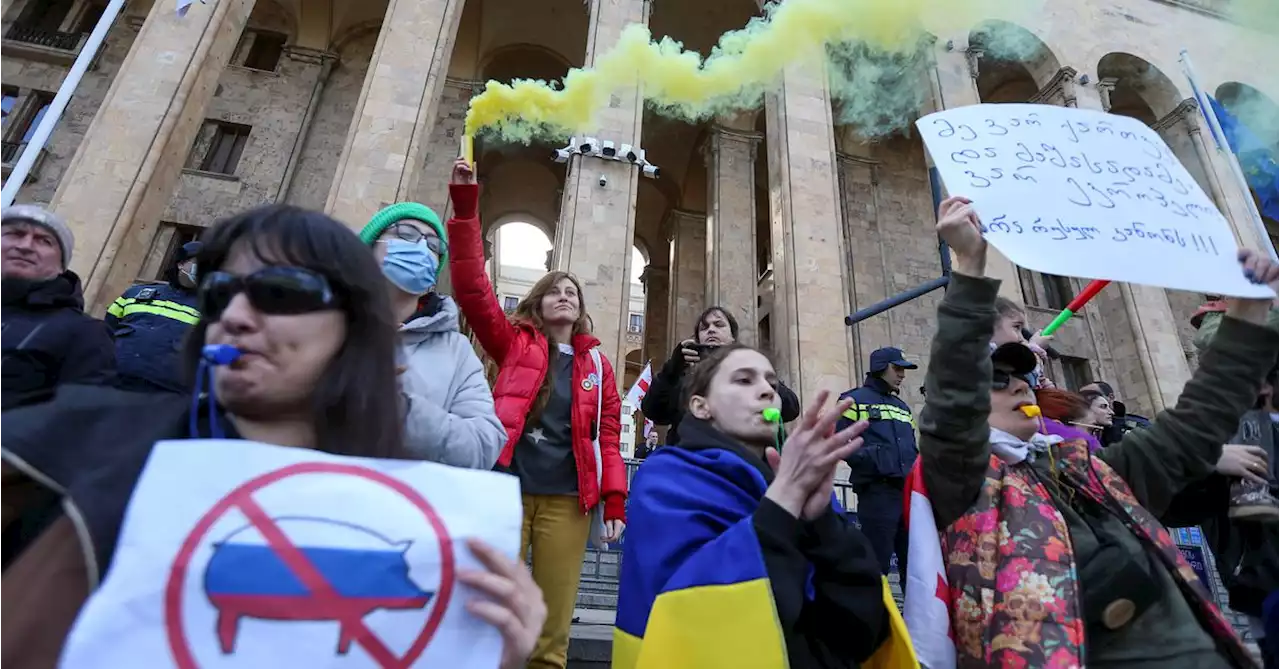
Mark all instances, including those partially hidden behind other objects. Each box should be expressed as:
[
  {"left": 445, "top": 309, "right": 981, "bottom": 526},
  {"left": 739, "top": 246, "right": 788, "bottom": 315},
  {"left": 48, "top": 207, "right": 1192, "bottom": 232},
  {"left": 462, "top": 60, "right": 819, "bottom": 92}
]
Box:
[
  {"left": 625, "top": 362, "right": 652, "bottom": 408},
  {"left": 642, "top": 419, "right": 654, "bottom": 439},
  {"left": 903, "top": 460, "right": 957, "bottom": 669}
]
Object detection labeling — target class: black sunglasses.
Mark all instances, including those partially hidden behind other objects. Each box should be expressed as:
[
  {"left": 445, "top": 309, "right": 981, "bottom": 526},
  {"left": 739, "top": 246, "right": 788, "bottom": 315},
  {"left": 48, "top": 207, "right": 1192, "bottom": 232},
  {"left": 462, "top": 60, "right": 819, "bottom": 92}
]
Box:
[
  {"left": 992, "top": 368, "right": 1037, "bottom": 391},
  {"left": 199, "top": 267, "right": 341, "bottom": 320}
]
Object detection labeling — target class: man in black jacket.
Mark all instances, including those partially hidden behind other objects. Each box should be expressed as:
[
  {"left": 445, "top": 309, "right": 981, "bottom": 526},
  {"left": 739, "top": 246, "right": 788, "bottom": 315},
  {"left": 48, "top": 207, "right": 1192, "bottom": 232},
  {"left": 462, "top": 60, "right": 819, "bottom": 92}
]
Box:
[
  {"left": 642, "top": 306, "right": 800, "bottom": 445},
  {"left": 838, "top": 346, "right": 918, "bottom": 585},
  {"left": 1, "top": 205, "right": 115, "bottom": 409}
]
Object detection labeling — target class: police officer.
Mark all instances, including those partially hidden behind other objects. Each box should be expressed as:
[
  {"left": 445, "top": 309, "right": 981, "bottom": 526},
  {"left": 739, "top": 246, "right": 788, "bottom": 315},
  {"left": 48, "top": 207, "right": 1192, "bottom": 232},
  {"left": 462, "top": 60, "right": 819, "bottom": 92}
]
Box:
[
  {"left": 105, "top": 241, "right": 202, "bottom": 393},
  {"left": 838, "top": 346, "right": 919, "bottom": 586}
]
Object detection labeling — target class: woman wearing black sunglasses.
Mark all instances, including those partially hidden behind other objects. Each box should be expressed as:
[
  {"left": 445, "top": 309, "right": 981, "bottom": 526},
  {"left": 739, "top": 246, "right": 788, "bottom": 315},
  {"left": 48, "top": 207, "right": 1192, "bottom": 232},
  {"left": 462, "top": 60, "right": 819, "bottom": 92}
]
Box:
[
  {"left": 0, "top": 205, "right": 545, "bottom": 669},
  {"left": 907, "top": 195, "right": 1276, "bottom": 668}
]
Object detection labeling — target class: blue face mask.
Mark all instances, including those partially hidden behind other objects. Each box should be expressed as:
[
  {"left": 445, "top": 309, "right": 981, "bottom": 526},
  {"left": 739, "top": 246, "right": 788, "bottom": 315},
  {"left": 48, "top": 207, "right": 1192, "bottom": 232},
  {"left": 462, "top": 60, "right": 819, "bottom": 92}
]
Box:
[{"left": 381, "top": 239, "right": 439, "bottom": 295}]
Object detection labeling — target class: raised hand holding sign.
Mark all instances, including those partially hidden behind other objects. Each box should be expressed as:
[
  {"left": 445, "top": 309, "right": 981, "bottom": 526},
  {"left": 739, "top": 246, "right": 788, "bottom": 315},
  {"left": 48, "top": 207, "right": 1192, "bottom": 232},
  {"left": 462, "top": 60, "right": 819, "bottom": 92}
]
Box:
[{"left": 917, "top": 103, "right": 1275, "bottom": 298}]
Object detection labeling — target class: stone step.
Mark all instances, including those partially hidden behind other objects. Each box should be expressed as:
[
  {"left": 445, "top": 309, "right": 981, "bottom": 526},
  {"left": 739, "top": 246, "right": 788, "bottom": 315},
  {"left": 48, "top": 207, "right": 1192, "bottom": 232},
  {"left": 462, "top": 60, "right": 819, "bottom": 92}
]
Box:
[{"left": 568, "top": 609, "right": 614, "bottom": 668}]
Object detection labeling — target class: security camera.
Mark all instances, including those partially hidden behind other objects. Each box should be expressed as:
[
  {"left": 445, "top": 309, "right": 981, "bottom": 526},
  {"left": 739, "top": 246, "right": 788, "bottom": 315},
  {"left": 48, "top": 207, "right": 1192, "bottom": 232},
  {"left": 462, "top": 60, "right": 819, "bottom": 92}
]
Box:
[
  {"left": 553, "top": 148, "right": 571, "bottom": 164},
  {"left": 641, "top": 163, "right": 659, "bottom": 179},
  {"left": 598, "top": 174, "right": 608, "bottom": 187},
  {"left": 620, "top": 144, "right": 638, "bottom": 162},
  {"left": 579, "top": 137, "right": 599, "bottom": 156},
  {"left": 631, "top": 148, "right": 646, "bottom": 164},
  {"left": 601, "top": 140, "right": 616, "bottom": 158}
]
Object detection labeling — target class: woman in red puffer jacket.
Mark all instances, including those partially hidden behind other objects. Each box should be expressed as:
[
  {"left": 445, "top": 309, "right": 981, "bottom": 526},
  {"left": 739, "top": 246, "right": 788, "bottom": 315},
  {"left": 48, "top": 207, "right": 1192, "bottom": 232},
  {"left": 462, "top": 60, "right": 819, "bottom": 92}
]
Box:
[{"left": 446, "top": 157, "right": 626, "bottom": 669}]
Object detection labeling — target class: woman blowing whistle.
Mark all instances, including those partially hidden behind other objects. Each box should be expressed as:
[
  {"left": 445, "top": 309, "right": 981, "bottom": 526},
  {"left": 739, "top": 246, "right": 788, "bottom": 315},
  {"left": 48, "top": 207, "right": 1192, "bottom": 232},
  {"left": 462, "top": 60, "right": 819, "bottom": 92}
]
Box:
[{"left": 913, "top": 195, "right": 1277, "bottom": 668}]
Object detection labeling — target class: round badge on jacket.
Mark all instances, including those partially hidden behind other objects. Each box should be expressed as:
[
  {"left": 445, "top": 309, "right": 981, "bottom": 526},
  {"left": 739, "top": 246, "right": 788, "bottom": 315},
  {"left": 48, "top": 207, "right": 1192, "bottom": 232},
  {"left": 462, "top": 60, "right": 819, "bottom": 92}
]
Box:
[{"left": 583, "top": 373, "right": 600, "bottom": 391}]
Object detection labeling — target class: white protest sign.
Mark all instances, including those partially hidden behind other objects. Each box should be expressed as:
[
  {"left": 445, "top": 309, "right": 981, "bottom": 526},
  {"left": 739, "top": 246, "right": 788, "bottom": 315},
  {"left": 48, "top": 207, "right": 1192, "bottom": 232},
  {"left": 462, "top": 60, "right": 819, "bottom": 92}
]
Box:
[
  {"left": 917, "top": 103, "right": 1274, "bottom": 298},
  {"left": 60, "top": 440, "right": 522, "bottom": 669}
]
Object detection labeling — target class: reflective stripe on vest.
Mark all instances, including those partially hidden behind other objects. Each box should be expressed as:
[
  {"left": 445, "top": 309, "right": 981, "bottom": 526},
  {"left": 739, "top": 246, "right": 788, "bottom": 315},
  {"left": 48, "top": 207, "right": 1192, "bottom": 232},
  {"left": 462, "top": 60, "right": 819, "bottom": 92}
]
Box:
[
  {"left": 842, "top": 403, "right": 915, "bottom": 427},
  {"left": 108, "top": 297, "right": 200, "bottom": 325}
]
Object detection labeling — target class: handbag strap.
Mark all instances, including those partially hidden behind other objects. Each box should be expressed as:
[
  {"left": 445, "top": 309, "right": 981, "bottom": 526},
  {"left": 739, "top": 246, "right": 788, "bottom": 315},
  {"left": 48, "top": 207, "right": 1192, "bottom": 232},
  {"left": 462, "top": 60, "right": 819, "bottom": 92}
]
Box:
[{"left": 589, "top": 348, "right": 603, "bottom": 486}]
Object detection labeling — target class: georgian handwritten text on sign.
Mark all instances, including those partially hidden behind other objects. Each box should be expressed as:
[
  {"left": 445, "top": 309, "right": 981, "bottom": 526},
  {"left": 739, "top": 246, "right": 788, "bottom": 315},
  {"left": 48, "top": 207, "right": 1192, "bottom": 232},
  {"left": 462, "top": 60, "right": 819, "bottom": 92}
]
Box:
[{"left": 917, "top": 104, "right": 1273, "bottom": 298}]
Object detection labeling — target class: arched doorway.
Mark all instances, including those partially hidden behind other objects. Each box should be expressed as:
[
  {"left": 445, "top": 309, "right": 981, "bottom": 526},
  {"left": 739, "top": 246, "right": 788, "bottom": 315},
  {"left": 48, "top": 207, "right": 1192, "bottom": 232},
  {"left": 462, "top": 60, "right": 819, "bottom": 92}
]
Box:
[{"left": 488, "top": 219, "right": 555, "bottom": 311}]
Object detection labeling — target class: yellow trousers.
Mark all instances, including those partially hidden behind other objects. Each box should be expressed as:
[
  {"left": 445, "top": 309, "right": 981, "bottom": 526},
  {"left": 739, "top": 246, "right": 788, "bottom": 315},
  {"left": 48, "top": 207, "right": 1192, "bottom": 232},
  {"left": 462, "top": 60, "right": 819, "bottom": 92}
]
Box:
[{"left": 521, "top": 493, "right": 591, "bottom": 669}]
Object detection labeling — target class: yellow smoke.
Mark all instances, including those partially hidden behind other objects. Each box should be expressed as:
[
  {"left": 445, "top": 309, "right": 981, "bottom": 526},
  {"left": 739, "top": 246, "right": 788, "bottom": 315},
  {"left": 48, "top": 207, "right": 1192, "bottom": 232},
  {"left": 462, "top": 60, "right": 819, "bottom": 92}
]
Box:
[{"left": 464, "top": 0, "right": 1024, "bottom": 141}]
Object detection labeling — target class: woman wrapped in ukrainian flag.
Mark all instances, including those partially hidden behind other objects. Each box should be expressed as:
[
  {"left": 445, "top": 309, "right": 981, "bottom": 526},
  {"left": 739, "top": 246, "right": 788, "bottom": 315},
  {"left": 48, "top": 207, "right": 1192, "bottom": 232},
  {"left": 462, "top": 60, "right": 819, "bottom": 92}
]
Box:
[{"left": 614, "top": 343, "right": 918, "bottom": 668}]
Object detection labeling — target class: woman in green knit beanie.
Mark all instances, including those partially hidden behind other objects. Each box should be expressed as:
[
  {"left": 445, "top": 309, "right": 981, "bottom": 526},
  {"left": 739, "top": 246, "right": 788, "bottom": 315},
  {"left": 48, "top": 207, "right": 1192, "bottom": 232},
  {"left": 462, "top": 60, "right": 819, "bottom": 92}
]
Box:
[{"left": 360, "top": 202, "right": 506, "bottom": 471}]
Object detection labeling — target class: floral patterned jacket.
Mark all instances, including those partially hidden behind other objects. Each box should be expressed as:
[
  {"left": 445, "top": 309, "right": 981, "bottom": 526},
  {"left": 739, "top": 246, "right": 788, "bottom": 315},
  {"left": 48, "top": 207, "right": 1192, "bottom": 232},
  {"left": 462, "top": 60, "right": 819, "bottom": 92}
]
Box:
[
  {"left": 941, "top": 436, "right": 1255, "bottom": 668},
  {"left": 915, "top": 273, "right": 1276, "bottom": 669}
]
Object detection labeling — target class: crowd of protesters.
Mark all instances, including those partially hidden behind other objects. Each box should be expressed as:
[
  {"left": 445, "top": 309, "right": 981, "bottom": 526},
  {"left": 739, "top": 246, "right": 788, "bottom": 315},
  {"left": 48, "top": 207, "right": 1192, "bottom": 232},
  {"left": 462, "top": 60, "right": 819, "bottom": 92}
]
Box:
[{"left": 1, "top": 161, "right": 1277, "bottom": 669}]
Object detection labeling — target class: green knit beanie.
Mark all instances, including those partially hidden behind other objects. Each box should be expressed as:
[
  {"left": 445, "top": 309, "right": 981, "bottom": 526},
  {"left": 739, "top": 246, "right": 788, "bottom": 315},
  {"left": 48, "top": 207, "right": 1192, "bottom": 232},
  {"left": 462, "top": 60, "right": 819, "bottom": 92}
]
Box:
[{"left": 360, "top": 202, "right": 448, "bottom": 266}]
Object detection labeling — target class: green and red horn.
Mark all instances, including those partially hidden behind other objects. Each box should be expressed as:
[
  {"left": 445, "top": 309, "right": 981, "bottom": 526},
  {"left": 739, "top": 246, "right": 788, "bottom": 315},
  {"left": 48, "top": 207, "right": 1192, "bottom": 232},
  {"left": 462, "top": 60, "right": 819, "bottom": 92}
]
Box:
[{"left": 1040, "top": 280, "right": 1111, "bottom": 336}]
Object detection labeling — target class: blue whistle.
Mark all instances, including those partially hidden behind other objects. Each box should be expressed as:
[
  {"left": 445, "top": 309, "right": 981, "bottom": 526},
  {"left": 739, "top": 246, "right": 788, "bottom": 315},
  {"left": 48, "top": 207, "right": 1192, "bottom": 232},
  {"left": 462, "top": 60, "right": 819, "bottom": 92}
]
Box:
[{"left": 202, "top": 344, "right": 242, "bottom": 366}]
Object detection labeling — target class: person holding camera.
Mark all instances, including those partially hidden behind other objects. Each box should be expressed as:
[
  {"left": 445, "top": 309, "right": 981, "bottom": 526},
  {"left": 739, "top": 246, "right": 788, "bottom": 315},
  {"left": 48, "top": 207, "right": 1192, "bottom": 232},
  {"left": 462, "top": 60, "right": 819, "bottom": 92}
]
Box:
[
  {"left": 911, "top": 194, "right": 1275, "bottom": 668},
  {"left": 642, "top": 307, "right": 800, "bottom": 446}
]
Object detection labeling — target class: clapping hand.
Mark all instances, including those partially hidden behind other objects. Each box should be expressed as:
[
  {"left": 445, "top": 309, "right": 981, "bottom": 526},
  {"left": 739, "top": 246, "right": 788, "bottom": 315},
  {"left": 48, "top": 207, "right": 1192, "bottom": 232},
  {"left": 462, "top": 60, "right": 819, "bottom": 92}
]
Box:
[{"left": 764, "top": 390, "right": 868, "bottom": 520}]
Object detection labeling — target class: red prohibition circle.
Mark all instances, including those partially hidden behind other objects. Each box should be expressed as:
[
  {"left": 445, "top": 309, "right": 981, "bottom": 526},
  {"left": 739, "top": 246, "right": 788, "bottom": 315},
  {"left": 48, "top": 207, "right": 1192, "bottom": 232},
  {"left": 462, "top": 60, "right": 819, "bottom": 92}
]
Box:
[{"left": 163, "top": 462, "right": 455, "bottom": 669}]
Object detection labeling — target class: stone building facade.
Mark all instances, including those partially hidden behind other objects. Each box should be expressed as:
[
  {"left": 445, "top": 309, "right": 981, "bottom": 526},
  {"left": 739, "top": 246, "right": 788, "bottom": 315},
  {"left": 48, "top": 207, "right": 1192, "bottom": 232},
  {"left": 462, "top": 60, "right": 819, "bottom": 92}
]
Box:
[{"left": 2, "top": 0, "right": 1276, "bottom": 417}]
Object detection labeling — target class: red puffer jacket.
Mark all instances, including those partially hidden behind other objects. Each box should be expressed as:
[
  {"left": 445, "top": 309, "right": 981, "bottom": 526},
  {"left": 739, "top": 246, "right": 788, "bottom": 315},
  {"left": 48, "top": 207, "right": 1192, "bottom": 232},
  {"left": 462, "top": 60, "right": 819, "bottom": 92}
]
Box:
[{"left": 447, "top": 184, "right": 627, "bottom": 521}]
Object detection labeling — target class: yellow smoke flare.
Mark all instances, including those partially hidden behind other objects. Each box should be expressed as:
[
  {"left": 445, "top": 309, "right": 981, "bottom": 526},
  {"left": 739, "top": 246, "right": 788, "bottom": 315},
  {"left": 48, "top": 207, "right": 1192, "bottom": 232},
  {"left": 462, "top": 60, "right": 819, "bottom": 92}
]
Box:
[{"left": 464, "top": 0, "right": 1023, "bottom": 141}]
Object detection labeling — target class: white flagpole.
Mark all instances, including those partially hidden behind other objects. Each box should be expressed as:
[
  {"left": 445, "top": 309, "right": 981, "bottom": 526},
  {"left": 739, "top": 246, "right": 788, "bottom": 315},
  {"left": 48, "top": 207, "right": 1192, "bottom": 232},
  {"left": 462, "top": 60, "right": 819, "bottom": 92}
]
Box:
[
  {"left": 1179, "top": 49, "right": 1278, "bottom": 260},
  {"left": 1, "top": 0, "right": 128, "bottom": 208}
]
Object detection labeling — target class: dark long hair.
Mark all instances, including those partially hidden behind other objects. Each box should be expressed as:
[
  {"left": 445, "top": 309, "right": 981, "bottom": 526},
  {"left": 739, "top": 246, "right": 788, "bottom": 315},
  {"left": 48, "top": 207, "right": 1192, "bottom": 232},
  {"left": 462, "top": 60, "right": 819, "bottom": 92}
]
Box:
[{"left": 182, "top": 205, "right": 404, "bottom": 459}]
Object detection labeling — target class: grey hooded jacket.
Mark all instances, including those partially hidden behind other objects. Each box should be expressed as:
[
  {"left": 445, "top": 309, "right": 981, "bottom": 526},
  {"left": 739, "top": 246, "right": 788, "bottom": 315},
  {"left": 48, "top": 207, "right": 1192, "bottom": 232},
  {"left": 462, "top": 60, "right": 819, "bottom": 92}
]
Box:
[{"left": 398, "top": 295, "right": 505, "bottom": 469}]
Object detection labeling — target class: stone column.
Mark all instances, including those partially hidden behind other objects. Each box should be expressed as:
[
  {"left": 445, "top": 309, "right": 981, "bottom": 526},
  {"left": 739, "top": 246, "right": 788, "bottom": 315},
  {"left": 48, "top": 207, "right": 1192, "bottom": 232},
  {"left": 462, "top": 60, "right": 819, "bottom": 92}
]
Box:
[
  {"left": 551, "top": 0, "right": 649, "bottom": 376},
  {"left": 273, "top": 46, "right": 340, "bottom": 204},
  {"left": 48, "top": 0, "right": 256, "bottom": 313},
  {"left": 703, "top": 125, "right": 763, "bottom": 346},
  {"left": 640, "top": 263, "right": 670, "bottom": 369},
  {"left": 1153, "top": 98, "right": 1230, "bottom": 211},
  {"left": 930, "top": 41, "right": 1022, "bottom": 301},
  {"left": 762, "top": 65, "right": 854, "bottom": 402},
  {"left": 324, "top": 0, "right": 465, "bottom": 227},
  {"left": 1153, "top": 99, "right": 1232, "bottom": 369},
  {"left": 665, "top": 209, "right": 705, "bottom": 347},
  {"left": 836, "top": 153, "right": 893, "bottom": 376},
  {"left": 1075, "top": 82, "right": 1191, "bottom": 415}
]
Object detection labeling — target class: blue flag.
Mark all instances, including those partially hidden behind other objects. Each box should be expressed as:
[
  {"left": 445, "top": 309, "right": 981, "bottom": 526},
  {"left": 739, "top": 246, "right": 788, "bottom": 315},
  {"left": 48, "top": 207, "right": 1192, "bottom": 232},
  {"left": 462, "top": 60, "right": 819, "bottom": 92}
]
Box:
[{"left": 1206, "top": 96, "right": 1280, "bottom": 221}]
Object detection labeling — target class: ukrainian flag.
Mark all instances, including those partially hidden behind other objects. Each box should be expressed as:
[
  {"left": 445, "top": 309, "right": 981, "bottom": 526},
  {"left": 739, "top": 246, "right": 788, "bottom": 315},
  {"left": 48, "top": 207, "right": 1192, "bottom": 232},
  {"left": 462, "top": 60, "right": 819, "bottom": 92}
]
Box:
[{"left": 614, "top": 446, "right": 917, "bottom": 669}]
